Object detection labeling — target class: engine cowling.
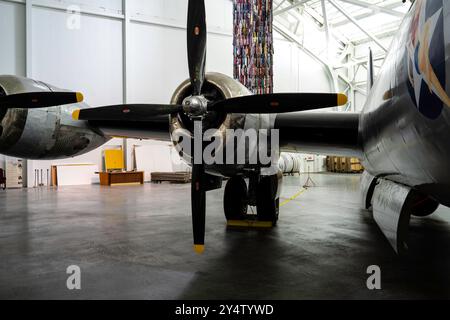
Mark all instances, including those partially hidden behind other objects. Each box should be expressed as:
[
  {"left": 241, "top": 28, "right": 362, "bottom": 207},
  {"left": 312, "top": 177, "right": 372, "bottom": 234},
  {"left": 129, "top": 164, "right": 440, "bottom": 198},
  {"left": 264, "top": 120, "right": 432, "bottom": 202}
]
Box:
[
  {"left": 0, "top": 76, "right": 108, "bottom": 159},
  {"left": 169, "top": 73, "right": 252, "bottom": 174}
]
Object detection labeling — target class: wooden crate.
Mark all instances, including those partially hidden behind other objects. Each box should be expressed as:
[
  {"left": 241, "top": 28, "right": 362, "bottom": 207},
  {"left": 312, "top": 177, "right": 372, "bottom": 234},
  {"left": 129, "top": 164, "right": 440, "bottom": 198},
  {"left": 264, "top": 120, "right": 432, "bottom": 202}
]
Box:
[
  {"left": 350, "top": 163, "right": 364, "bottom": 173},
  {"left": 151, "top": 172, "right": 192, "bottom": 184},
  {"left": 326, "top": 157, "right": 333, "bottom": 171},
  {"left": 333, "top": 157, "right": 339, "bottom": 172},
  {"left": 326, "top": 157, "right": 364, "bottom": 173}
]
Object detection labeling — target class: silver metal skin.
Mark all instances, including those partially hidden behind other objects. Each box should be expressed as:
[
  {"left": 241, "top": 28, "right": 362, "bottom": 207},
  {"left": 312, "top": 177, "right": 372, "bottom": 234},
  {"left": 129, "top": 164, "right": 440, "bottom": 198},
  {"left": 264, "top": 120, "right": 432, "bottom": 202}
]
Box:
[
  {"left": 0, "top": 76, "right": 108, "bottom": 159},
  {"left": 360, "top": 170, "right": 378, "bottom": 210},
  {"left": 372, "top": 179, "right": 412, "bottom": 255}
]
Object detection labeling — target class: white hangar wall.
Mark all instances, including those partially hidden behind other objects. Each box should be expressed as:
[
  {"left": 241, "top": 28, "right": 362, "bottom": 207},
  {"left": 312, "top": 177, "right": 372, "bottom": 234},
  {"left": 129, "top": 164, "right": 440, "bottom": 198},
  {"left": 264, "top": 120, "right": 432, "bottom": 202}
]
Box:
[
  {"left": 0, "top": 1, "right": 26, "bottom": 170},
  {"left": 0, "top": 0, "right": 333, "bottom": 184}
]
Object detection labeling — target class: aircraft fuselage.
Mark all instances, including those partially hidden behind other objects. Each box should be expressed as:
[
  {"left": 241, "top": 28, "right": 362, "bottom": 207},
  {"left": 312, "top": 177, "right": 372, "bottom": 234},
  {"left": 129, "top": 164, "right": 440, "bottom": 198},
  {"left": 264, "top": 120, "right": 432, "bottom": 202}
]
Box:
[{"left": 360, "top": 0, "right": 450, "bottom": 206}]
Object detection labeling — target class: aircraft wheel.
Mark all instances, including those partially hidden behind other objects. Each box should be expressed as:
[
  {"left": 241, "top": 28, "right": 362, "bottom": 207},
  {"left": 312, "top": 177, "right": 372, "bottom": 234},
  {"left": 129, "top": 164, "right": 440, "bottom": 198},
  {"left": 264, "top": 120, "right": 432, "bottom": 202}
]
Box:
[
  {"left": 224, "top": 177, "right": 248, "bottom": 220},
  {"left": 256, "top": 175, "right": 280, "bottom": 225}
]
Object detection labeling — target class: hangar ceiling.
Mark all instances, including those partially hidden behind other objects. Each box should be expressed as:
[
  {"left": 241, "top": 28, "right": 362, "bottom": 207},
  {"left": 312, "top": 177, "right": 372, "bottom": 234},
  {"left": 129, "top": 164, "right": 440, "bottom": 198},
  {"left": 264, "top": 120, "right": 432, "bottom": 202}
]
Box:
[
  {"left": 274, "top": 0, "right": 409, "bottom": 46},
  {"left": 270, "top": 0, "right": 411, "bottom": 110}
]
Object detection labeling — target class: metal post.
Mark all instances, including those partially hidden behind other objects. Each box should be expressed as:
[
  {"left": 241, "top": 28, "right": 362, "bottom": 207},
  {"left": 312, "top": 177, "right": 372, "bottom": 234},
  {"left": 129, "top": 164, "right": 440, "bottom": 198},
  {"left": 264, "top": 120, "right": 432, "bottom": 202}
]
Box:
[
  {"left": 321, "top": 0, "right": 331, "bottom": 61},
  {"left": 122, "top": 0, "right": 129, "bottom": 171}
]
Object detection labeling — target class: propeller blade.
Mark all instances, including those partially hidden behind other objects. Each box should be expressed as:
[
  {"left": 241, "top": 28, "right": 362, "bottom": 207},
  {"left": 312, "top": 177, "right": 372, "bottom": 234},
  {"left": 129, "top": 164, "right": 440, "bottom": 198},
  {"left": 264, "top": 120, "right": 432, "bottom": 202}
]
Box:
[
  {"left": 187, "top": 0, "right": 207, "bottom": 95},
  {"left": 208, "top": 93, "right": 348, "bottom": 114},
  {"left": 73, "top": 104, "right": 183, "bottom": 121},
  {"left": 0, "top": 91, "right": 83, "bottom": 109},
  {"left": 191, "top": 163, "right": 206, "bottom": 254}
]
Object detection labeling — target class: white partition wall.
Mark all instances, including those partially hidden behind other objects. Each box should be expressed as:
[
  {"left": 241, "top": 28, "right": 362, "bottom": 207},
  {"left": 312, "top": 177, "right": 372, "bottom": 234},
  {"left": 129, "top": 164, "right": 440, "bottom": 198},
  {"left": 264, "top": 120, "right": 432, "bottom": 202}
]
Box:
[
  {"left": 0, "top": 1, "right": 25, "bottom": 76},
  {"left": 0, "top": 1, "right": 26, "bottom": 170},
  {"left": 31, "top": 7, "right": 123, "bottom": 106},
  {"left": 127, "top": 23, "right": 189, "bottom": 104},
  {"left": 0, "top": 0, "right": 333, "bottom": 186}
]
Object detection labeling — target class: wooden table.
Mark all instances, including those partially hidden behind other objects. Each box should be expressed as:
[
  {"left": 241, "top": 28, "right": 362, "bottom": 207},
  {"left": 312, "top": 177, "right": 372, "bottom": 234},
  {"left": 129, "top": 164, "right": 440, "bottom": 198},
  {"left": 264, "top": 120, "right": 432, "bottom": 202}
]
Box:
[{"left": 98, "top": 171, "right": 144, "bottom": 186}]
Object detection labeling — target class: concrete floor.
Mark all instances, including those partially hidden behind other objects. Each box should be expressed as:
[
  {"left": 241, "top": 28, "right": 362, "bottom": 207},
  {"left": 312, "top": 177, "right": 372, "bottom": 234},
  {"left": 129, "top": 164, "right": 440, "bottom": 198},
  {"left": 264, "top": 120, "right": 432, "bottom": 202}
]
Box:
[{"left": 1, "top": 173, "right": 450, "bottom": 300}]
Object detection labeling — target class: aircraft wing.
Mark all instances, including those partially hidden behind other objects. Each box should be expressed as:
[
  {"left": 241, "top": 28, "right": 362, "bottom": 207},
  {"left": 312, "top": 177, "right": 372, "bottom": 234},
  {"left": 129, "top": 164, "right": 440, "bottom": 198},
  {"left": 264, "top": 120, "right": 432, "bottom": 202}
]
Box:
[
  {"left": 73, "top": 92, "right": 348, "bottom": 142},
  {"left": 275, "top": 111, "right": 362, "bottom": 158},
  {"left": 84, "top": 109, "right": 363, "bottom": 158},
  {"left": 86, "top": 114, "right": 171, "bottom": 141}
]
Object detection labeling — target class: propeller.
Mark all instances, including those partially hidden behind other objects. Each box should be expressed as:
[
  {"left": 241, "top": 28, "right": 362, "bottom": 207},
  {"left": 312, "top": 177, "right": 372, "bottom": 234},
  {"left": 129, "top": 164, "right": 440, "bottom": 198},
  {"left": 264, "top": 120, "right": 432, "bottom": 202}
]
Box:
[
  {"left": 207, "top": 93, "right": 348, "bottom": 114},
  {"left": 191, "top": 163, "right": 206, "bottom": 254},
  {"left": 72, "top": 0, "right": 349, "bottom": 255},
  {"left": 187, "top": 0, "right": 208, "bottom": 254},
  {"left": 73, "top": 104, "right": 183, "bottom": 121},
  {"left": 0, "top": 91, "right": 84, "bottom": 109},
  {"left": 74, "top": 93, "right": 347, "bottom": 121},
  {"left": 187, "top": 0, "right": 207, "bottom": 96}
]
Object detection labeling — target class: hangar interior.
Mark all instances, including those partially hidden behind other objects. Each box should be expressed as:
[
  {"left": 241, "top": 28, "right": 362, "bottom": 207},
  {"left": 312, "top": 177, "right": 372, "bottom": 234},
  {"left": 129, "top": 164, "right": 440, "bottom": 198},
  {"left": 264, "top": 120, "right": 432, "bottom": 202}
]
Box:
[
  {"left": 2, "top": 0, "right": 450, "bottom": 300},
  {"left": 0, "top": 0, "right": 409, "bottom": 182}
]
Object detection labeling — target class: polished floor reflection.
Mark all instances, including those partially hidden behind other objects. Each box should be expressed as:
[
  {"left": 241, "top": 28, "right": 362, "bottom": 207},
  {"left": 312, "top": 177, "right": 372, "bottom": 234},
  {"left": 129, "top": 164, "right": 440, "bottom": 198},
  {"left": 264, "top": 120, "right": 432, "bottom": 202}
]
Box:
[{"left": 1, "top": 173, "right": 450, "bottom": 299}]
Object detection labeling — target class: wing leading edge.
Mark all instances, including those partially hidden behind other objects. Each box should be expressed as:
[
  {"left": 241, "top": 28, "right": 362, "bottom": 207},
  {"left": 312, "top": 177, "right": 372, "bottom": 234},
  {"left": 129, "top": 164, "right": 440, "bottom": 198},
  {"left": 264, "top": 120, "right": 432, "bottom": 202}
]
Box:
[
  {"left": 275, "top": 112, "right": 362, "bottom": 158},
  {"left": 87, "top": 115, "right": 171, "bottom": 141}
]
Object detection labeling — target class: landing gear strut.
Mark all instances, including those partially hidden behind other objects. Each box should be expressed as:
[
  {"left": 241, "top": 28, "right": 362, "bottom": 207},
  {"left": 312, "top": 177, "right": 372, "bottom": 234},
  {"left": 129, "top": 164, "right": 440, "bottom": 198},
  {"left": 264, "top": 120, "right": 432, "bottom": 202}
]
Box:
[
  {"left": 224, "top": 172, "right": 282, "bottom": 226},
  {"left": 256, "top": 175, "right": 280, "bottom": 225},
  {"left": 224, "top": 176, "right": 248, "bottom": 221}
]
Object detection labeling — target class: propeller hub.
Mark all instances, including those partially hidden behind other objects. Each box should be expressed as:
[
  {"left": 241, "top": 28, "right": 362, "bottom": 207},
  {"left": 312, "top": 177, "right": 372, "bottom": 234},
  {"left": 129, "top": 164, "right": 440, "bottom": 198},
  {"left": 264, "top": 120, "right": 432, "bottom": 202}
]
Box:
[{"left": 183, "top": 96, "right": 208, "bottom": 118}]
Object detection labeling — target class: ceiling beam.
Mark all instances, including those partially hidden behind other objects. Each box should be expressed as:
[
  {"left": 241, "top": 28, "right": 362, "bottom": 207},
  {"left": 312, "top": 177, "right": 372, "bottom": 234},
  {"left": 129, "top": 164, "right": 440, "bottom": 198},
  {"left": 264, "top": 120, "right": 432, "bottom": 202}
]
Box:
[
  {"left": 274, "top": 0, "right": 312, "bottom": 16},
  {"left": 336, "top": 0, "right": 404, "bottom": 18},
  {"left": 352, "top": 28, "right": 398, "bottom": 45},
  {"left": 274, "top": 0, "right": 287, "bottom": 11},
  {"left": 321, "top": 0, "right": 331, "bottom": 59},
  {"left": 331, "top": 2, "right": 406, "bottom": 27},
  {"left": 328, "top": 0, "right": 388, "bottom": 52}
]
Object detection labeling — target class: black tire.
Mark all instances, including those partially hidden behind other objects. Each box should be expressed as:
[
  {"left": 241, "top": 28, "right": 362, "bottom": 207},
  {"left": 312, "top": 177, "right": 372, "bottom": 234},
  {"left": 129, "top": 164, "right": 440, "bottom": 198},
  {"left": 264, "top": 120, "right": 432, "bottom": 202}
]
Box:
[
  {"left": 256, "top": 175, "right": 280, "bottom": 225},
  {"left": 224, "top": 177, "right": 248, "bottom": 220}
]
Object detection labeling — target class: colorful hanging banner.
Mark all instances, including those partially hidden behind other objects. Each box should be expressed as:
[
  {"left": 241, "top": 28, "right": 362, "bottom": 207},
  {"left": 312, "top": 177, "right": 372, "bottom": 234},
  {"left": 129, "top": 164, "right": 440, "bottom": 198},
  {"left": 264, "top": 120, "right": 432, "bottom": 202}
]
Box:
[{"left": 233, "top": 0, "right": 274, "bottom": 94}]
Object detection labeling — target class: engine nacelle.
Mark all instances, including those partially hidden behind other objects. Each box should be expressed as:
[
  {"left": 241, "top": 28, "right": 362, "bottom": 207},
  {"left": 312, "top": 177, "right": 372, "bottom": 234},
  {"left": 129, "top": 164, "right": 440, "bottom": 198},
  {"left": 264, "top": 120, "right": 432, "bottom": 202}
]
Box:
[
  {"left": 169, "top": 72, "right": 250, "bottom": 160},
  {"left": 0, "top": 76, "right": 108, "bottom": 159},
  {"left": 169, "top": 72, "right": 276, "bottom": 177}
]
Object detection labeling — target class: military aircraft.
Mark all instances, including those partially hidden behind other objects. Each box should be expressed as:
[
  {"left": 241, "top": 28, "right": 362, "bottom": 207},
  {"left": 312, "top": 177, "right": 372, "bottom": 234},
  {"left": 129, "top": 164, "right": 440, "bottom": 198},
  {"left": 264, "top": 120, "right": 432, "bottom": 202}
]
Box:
[{"left": 0, "top": 0, "right": 448, "bottom": 256}]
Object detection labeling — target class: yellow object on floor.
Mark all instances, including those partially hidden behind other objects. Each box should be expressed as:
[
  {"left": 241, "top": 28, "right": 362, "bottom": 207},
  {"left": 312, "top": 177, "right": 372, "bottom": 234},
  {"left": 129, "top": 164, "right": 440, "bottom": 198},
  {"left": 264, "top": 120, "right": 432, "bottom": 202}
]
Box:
[
  {"left": 104, "top": 149, "right": 124, "bottom": 171},
  {"left": 280, "top": 188, "right": 306, "bottom": 207}
]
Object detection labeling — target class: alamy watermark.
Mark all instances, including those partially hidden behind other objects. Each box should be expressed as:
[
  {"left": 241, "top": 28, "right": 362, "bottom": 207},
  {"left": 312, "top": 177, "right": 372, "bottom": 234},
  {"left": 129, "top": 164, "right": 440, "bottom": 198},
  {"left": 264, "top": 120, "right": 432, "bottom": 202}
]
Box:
[
  {"left": 366, "top": 265, "right": 381, "bottom": 290},
  {"left": 172, "top": 122, "right": 280, "bottom": 174},
  {"left": 66, "top": 265, "right": 81, "bottom": 290}
]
